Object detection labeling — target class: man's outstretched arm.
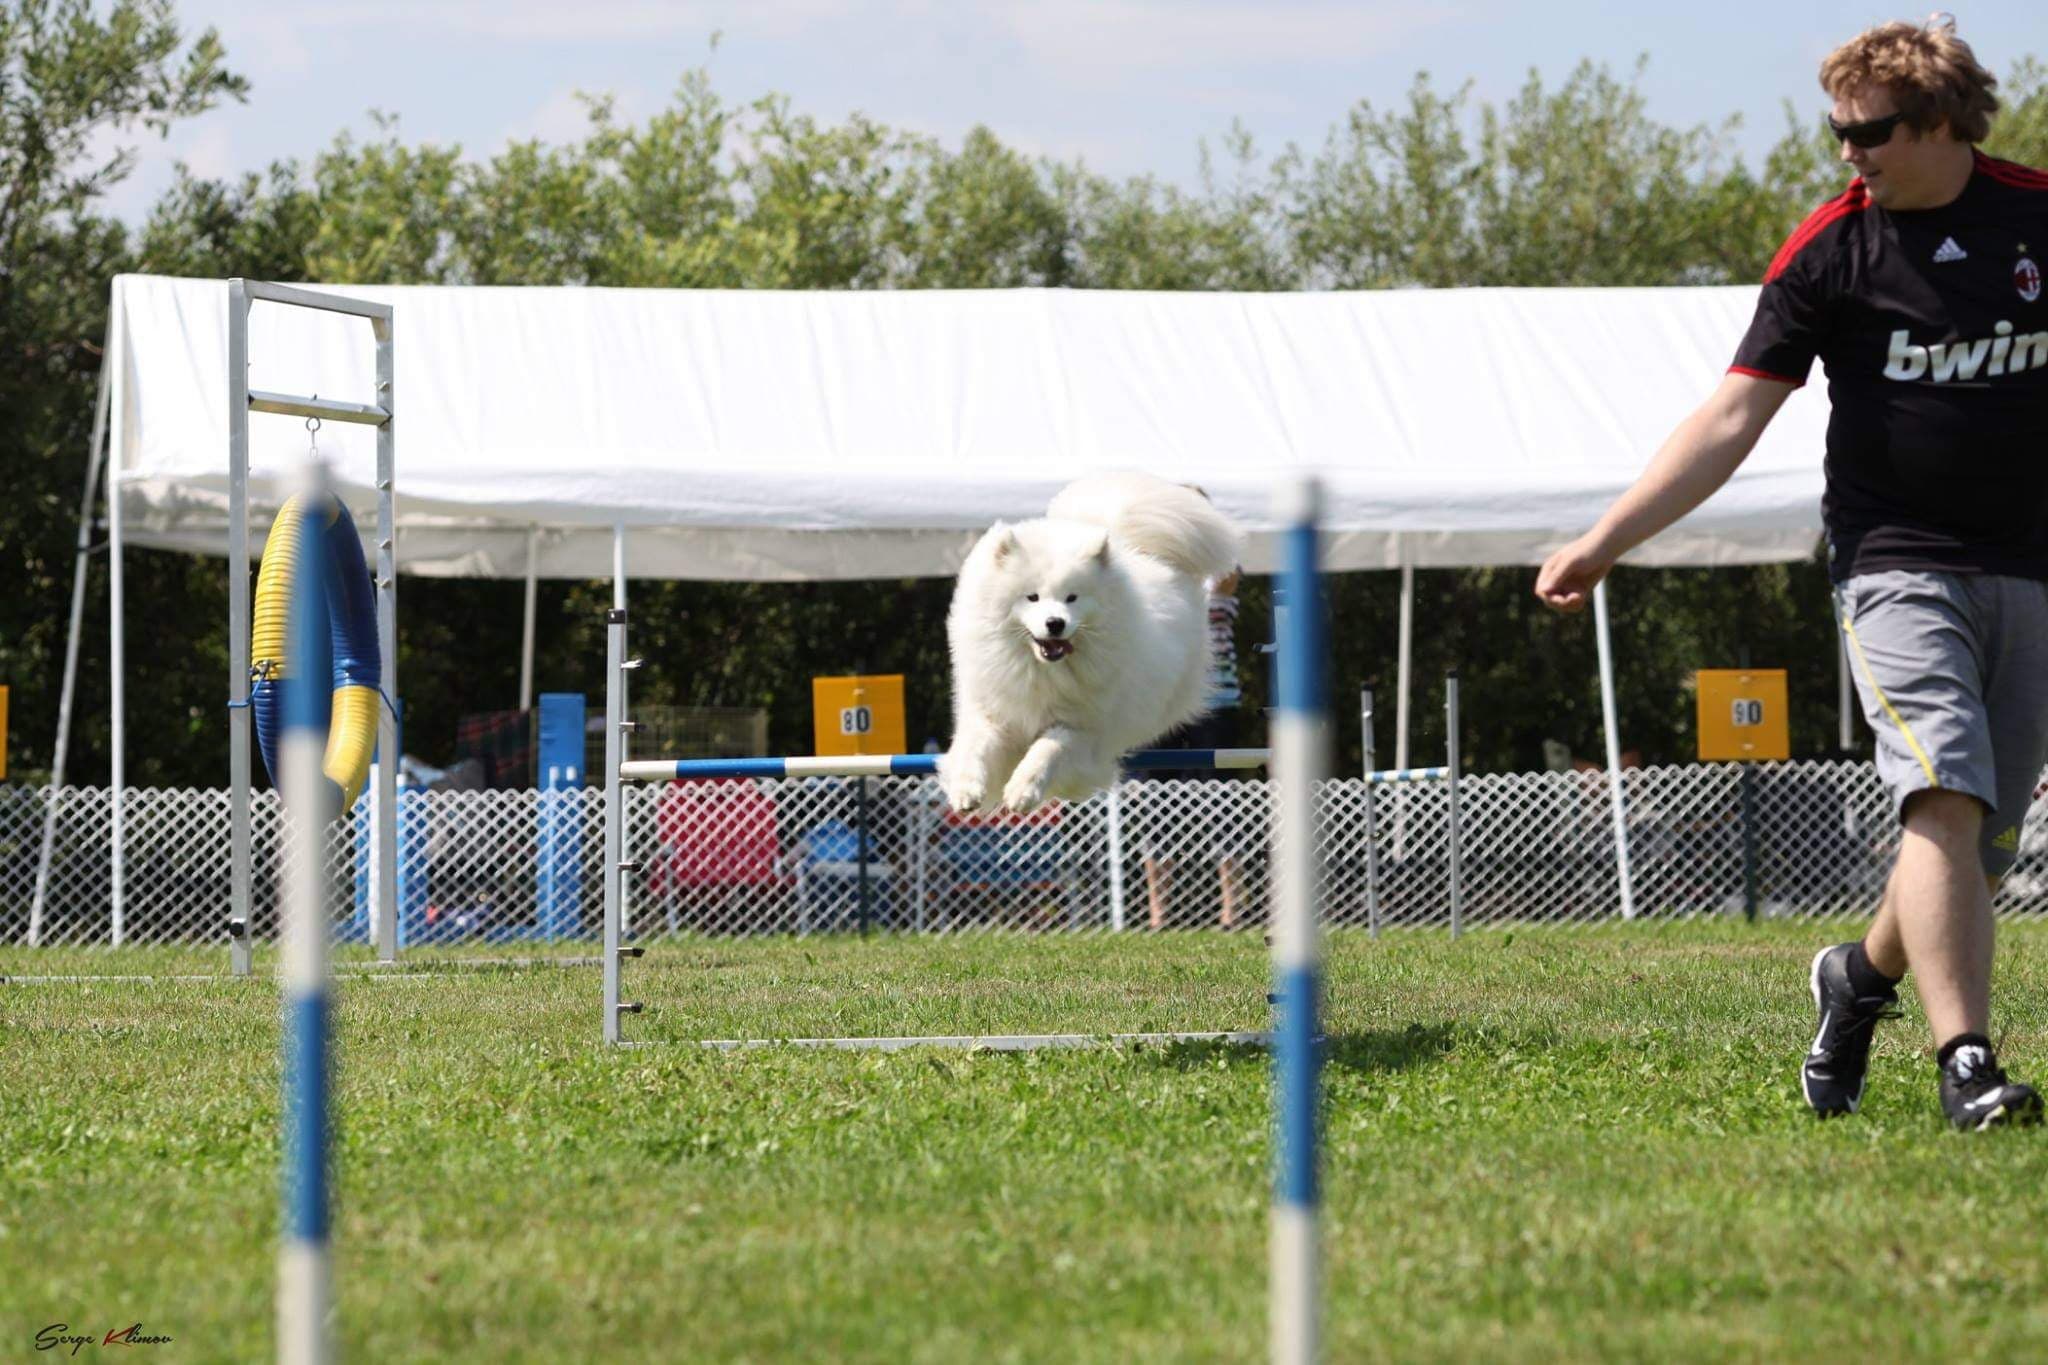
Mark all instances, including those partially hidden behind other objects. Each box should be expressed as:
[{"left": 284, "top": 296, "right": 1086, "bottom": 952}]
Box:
[{"left": 1534, "top": 371, "right": 1799, "bottom": 613}]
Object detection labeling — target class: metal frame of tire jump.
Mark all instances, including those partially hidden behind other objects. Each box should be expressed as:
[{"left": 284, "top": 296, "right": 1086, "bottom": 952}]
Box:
[{"left": 225, "top": 280, "right": 398, "bottom": 977}]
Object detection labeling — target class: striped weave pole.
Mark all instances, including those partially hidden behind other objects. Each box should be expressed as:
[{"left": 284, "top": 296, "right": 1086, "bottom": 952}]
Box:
[
  {"left": 618, "top": 748, "right": 1272, "bottom": 783},
  {"left": 1270, "top": 475, "right": 1326, "bottom": 1365},
  {"left": 278, "top": 465, "right": 335, "bottom": 1365}
]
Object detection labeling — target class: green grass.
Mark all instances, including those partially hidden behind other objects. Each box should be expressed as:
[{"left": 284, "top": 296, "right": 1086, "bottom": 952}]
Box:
[{"left": 6, "top": 923, "right": 2048, "bottom": 1362}]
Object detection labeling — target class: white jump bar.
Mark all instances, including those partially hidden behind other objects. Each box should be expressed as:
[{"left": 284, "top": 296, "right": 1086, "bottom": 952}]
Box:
[{"left": 658, "top": 1030, "right": 1274, "bottom": 1052}]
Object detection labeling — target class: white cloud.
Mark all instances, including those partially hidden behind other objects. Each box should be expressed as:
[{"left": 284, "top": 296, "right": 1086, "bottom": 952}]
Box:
[
  {"left": 237, "top": 14, "right": 313, "bottom": 75},
  {"left": 498, "top": 88, "right": 632, "bottom": 148},
  {"left": 178, "top": 121, "right": 238, "bottom": 181},
  {"left": 993, "top": 1, "right": 1457, "bottom": 78},
  {"left": 69, "top": 114, "right": 234, "bottom": 222},
  {"left": 290, "top": 0, "right": 855, "bottom": 43}
]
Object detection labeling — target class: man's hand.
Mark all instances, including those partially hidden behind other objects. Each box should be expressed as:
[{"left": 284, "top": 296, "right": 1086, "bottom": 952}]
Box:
[
  {"left": 1534, "top": 534, "right": 1614, "bottom": 614},
  {"left": 1532, "top": 372, "right": 1795, "bottom": 616}
]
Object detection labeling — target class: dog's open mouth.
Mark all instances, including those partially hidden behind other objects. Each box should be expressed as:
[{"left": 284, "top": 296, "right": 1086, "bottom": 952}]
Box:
[{"left": 1034, "top": 637, "right": 1074, "bottom": 662}]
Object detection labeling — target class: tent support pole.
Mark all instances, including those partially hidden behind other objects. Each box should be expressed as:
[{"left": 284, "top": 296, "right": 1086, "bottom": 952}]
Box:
[
  {"left": 520, "top": 524, "right": 539, "bottom": 713},
  {"left": 1593, "top": 579, "right": 1636, "bottom": 920},
  {"left": 1395, "top": 559, "right": 1413, "bottom": 772},
  {"left": 30, "top": 352, "right": 112, "bottom": 946},
  {"left": 110, "top": 296, "right": 130, "bottom": 950}
]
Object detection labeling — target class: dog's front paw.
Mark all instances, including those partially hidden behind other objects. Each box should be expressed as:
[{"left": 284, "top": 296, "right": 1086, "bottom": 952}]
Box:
[
  {"left": 1000, "top": 765, "right": 1050, "bottom": 813},
  {"left": 939, "top": 760, "right": 990, "bottom": 814}
]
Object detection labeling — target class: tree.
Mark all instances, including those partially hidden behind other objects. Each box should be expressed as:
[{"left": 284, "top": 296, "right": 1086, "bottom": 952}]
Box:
[
  {"left": 0, "top": 0, "right": 243, "bottom": 783},
  {"left": 16, "top": 31, "right": 2048, "bottom": 787}
]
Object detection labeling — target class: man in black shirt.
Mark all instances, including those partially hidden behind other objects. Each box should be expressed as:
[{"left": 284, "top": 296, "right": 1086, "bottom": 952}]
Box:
[{"left": 1537, "top": 17, "right": 2047, "bottom": 1129}]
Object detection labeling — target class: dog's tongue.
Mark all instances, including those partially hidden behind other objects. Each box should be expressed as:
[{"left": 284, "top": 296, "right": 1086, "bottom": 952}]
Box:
[{"left": 1036, "top": 637, "right": 1074, "bottom": 662}]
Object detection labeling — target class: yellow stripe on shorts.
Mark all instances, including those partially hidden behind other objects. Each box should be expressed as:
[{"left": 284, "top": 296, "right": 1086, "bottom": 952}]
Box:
[{"left": 1840, "top": 610, "right": 1939, "bottom": 788}]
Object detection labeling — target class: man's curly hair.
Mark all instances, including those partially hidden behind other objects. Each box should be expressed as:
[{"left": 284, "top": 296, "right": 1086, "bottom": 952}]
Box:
[{"left": 1820, "top": 14, "right": 1999, "bottom": 143}]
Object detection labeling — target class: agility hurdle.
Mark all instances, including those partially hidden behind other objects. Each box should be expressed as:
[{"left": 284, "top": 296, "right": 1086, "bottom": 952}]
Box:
[
  {"left": 29, "top": 280, "right": 397, "bottom": 964},
  {"left": 620, "top": 749, "right": 1272, "bottom": 780},
  {"left": 1359, "top": 673, "right": 1463, "bottom": 938},
  {"left": 225, "top": 281, "right": 398, "bottom": 977},
  {"left": 601, "top": 483, "right": 1332, "bottom": 1362},
  {"left": 599, "top": 604, "right": 1284, "bottom": 1048}
]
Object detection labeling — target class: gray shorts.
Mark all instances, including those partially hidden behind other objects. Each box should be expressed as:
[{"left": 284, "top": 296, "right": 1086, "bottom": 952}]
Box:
[{"left": 1837, "top": 570, "right": 2048, "bottom": 877}]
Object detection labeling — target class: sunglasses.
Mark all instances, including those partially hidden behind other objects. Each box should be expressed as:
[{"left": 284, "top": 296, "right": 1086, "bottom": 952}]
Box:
[{"left": 1828, "top": 110, "right": 1906, "bottom": 149}]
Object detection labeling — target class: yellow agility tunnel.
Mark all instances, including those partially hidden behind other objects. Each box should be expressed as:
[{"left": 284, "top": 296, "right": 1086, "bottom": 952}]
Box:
[{"left": 252, "top": 493, "right": 382, "bottom": 813}]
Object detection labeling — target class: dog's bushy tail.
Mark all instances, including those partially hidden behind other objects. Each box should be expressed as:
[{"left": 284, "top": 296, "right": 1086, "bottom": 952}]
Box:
[{"left": 1047, "top": 471, "right": 1241, "bottom": 579}]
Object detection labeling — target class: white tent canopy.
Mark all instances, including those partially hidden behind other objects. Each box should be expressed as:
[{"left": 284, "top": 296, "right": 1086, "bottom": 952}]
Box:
[
  {"left": 106, "top": 274, "right": 1828, "bottom": 580},
  {"left": 52, "top": 274, "right": 1851, "bottom": 946}
]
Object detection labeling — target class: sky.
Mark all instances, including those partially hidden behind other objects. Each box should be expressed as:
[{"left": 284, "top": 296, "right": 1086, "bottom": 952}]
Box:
[{"left": 96, "top": 1, "right": 2042, "bottom": 222}]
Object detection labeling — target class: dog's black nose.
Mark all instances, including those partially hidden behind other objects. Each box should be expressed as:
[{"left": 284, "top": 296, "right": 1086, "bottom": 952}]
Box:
[{"left": 1044, "top": 617, "right": 1066, "bottom": 636}]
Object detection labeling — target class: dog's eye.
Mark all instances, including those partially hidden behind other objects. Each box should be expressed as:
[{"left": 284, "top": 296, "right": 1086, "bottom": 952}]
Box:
[
  {"left": 1064, "top": 594, "right": 1077, "bottom": 603},
  {"left": 1026, "top": 593, "right": 1039, "bottom": 602}
]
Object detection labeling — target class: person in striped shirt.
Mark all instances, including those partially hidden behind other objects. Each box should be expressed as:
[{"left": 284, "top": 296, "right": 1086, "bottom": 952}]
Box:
[{"left": 1142, "top": 568, "right": 1250, "bottom": 929}]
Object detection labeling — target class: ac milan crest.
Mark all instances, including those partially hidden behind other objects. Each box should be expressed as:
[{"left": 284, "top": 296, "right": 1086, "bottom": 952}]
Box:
[{"left": 2019, "top": 256, "right": 2043, "bottom": 303}]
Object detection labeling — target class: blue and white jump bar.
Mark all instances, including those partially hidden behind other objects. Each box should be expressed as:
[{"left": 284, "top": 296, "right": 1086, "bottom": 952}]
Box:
[
  {"left": 620, "top": 753, "right": 1446, "bottom": 784},
  {"left": 619, "top": 749, "right": 1273, "bottom": 782},
  {"left": 1367, "top": 764, "right": 1448, "bottom": 783},
  {"left": 1270, "top": 475, "right": 1326, "bottom": 1365},
  {"left": 278, "top": 462, "right": 336, "bottom": 1365}
]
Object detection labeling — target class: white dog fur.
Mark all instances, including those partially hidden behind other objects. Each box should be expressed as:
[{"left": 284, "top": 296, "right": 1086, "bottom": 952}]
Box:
[{"left": 940, "top": 472, "right": 1242, "bottom": 813}]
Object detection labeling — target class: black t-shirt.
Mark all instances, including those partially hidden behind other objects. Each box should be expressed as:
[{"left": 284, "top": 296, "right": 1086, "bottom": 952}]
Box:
[{"left": 1732, "top": 152, "right": 2048, "bottom": 581}]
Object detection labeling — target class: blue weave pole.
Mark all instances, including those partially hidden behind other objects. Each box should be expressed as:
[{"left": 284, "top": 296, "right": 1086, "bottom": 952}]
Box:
[
  {"left": 1270, "top": 476, "right": 1326, "bottom": 1365},
  {"left": 279, "top": 466, "right": 335, "bottom": 1365},
  {"left": 618, "top": 748, "right": 1272, "bottom": 783}
]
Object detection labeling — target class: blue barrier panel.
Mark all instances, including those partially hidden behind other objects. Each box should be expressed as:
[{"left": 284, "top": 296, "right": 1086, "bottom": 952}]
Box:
[{"left": 537, "top": 692, "right": 586, "bottom": 940}]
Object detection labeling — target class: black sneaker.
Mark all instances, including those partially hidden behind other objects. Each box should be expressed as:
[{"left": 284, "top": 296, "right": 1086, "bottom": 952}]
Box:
[
  {"left": 1801, "top": 943, "right": 1899, "bottom": 1117},
  {"left": 1939, "top": 1041, "right": 2045, "bottom": 1131}
]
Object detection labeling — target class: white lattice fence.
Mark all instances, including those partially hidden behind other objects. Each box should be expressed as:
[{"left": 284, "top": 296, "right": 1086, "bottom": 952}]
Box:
[{"left": 6, "top": 760, "right": 2047, "bottom": 949}]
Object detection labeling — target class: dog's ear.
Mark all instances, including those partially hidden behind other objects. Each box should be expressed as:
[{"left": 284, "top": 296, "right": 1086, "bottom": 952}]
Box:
[
  {"left": 1086, "top": 528, "right": 1111, "bottom": 564},
  {"left": 989, "top": 524, "right": 1018, "bottom": 565}
]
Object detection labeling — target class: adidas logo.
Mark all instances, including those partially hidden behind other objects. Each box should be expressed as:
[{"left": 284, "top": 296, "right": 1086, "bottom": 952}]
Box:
[
  {"left": 1994, "top": 826, "right": 2020, "bottom": 852},
  {"left": 1934, "top": 236, "right": 1969, "bottom": 263}
]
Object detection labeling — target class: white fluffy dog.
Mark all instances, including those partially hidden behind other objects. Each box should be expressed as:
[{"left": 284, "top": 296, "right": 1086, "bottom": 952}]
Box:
[{"left": 939, "top": 472, "right": 1242, "bottom": 813}]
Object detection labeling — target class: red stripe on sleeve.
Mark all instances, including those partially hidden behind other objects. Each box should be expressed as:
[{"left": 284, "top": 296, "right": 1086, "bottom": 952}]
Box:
[
  {"left": 1764, "top": 182, "right": 1869, "bottom": 282},
  {"left": 1728, "top": 365, "right": 1805, "bottom": 388}
]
